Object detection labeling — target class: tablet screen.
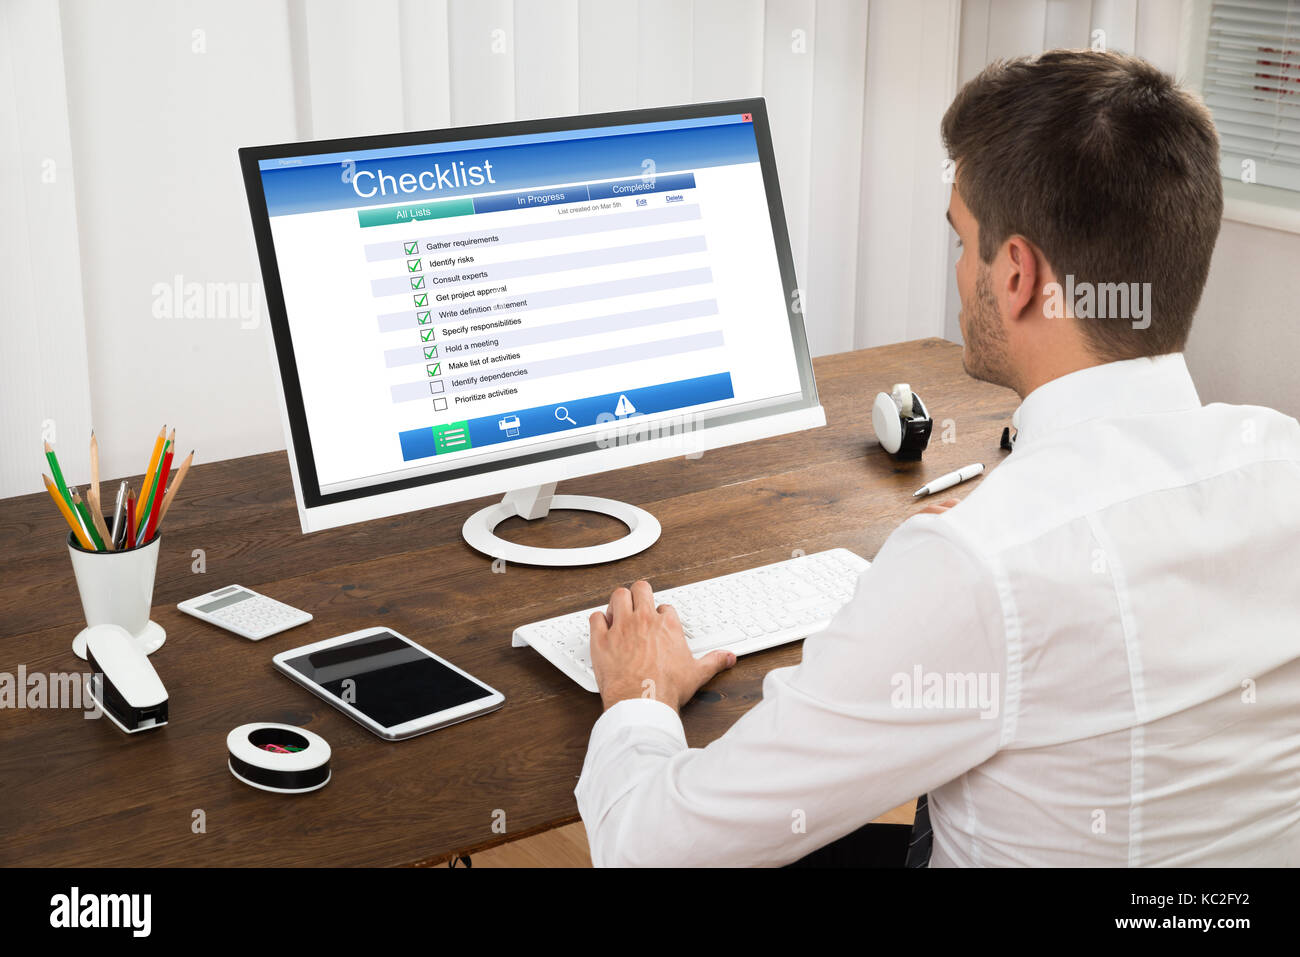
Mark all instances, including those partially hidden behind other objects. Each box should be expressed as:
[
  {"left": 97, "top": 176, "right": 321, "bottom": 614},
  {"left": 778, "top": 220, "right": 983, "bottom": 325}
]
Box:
[{"left": 281, "top": 631, "right": 493, "bottom": 729}]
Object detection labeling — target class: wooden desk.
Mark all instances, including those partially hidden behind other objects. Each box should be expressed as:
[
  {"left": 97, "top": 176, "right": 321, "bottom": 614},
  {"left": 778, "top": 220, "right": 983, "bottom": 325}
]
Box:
[{"left": 0, "top": 339, "right": 1017, "bottom": 866}]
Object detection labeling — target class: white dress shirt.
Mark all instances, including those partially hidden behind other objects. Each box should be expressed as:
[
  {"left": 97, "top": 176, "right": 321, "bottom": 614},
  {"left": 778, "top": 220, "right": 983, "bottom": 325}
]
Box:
[{"left": 575, "top": 353, "right": 1300, "bottom": 866}]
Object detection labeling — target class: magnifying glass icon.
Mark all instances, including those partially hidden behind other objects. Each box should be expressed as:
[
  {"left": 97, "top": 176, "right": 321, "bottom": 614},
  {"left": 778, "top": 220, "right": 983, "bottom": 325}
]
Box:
[{"left": 555, "top": 406, "right": 577, "bottom": 425}]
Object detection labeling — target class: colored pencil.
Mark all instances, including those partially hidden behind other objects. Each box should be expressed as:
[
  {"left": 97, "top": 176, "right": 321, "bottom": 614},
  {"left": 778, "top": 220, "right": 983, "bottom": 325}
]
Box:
[
  {"left": 41, "top": 429, "right": 194, "bottom": 550},
  {"left": 70, "top": 488, "right": 105, "bottom": 550},
  {"left": 140, "top": 442, "right": 173, "bottom": 545},
  {"left": 136, "top": 434, "right": 170, "bottom": 545},
  {"left": 87, "top": 431, "right": 113, "bottom": 549},
  {"left": 45, "top": 441, "right": 91, "bottom": 543},
  {"left": 43, "top": 441, "right": 76, "bottom": 511},
  {"left": 134, "top": 426, "right": 166, "bottom": 526},
  {"left": 44, "top": 474, "right": 94, "bottom": 549},
  {"left": 157, "top": 449, "right": 193, "bottom": 523}
]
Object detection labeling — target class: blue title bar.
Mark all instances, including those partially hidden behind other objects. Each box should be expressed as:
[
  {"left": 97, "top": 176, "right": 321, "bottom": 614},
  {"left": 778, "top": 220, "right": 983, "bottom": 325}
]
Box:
[{"left": 261, "top": 123, "right": 753, "bottom": 217}]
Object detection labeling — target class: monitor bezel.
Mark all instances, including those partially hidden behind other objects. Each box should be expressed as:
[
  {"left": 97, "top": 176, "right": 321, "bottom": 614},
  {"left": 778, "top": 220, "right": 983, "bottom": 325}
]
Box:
[{"left": 238, "top": 97, "right": 821, "bottom": 530}]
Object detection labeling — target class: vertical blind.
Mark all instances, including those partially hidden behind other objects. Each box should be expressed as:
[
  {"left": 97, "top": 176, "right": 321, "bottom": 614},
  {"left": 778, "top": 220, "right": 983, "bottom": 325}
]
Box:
[{"left": 1202, "top": 0, "right": 1300, "bottom": 191}]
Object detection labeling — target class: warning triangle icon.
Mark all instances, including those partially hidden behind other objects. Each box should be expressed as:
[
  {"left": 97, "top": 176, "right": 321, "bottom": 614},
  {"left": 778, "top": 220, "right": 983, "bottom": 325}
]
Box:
[{"left": 614, "top": 394, "right": 636, "bottom": 416}]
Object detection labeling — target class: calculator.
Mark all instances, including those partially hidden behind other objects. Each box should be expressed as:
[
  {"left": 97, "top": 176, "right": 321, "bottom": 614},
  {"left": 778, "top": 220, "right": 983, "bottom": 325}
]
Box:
[{"left": 178, "top": 585, "right": 313, "bottom": 640}]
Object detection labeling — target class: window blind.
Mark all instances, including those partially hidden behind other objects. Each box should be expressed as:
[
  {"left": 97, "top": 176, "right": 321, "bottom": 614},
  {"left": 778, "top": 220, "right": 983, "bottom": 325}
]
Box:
[{"left": 1202, "top": 0, "right": 1300, "bottom": 192}]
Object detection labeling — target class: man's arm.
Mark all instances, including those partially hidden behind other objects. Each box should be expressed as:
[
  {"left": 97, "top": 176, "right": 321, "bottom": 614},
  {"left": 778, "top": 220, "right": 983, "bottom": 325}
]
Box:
[{"left": 575, "top": 515, "right": 1008, "bottom": 867}]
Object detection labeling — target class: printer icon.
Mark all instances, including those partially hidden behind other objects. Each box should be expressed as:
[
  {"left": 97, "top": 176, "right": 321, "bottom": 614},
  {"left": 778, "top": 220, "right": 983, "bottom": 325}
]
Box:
[{"left": 498, "top": 414, "right": 521, "bottom": 437}]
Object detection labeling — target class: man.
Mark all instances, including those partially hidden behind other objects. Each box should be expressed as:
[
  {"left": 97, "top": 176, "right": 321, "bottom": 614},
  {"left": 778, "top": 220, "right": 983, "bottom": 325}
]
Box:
[{"left": 575, "top": 50, "right": 1300, "bottom": 866}]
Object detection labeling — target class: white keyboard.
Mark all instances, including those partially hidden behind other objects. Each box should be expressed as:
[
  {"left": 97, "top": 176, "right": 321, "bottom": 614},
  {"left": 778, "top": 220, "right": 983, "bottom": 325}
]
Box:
[{"left": 512, "top": 548, "right": 870, "bottom": 692}]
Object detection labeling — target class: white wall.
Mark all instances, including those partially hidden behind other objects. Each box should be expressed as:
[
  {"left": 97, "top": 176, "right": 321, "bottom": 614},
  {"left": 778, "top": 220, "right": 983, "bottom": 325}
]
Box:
[
  {"left": 0, "top": 0, "right": 962, "bottom": 497},
  {"left": 0, "top": 1, "right": 94, "bottom": 492},
  {"left": 856, "top": 0, "right": 960, "bottom": 347},
  {"left": 60, "top": 0, "right": 299, "bottom": 487},
  {"left": 1186, "top": 221, "right": 1300, "bottom": 416}
]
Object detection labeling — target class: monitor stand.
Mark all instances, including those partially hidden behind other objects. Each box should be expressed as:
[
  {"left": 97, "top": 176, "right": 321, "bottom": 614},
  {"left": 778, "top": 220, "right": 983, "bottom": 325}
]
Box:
[{"left": 461, "top": 483, "right": 661, "bottom": 567}]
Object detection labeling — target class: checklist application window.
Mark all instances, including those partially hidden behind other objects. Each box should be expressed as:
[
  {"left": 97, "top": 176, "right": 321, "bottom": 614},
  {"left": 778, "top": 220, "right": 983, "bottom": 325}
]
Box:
[{"left": 257, "top": 115, "right": 803, "bottom": 493}]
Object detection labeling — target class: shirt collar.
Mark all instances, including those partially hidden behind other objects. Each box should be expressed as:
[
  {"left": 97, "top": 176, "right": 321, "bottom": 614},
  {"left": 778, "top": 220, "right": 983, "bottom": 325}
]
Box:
[{"left": 1012, "top": 352, "right": 1201, "bottom": 447}]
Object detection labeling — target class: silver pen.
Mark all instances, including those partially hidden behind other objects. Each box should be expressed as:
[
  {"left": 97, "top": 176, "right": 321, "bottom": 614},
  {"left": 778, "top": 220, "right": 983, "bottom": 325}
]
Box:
[
  {"left": 913, "top": 463, "right": 984, "bottom": 498},
  {"left": 109, "top": 480, "right": 129, "bottom": 548}
]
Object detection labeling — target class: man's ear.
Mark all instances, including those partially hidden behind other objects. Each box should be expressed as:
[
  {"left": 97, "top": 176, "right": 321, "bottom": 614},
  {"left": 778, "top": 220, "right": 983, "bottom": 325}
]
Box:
[{"left": 1003, "top": 236, "right": 1040, "bottom": 324}]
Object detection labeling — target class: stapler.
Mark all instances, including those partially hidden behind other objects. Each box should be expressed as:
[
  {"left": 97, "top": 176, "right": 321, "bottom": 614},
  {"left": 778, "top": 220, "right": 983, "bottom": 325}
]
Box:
[{"left": 84, "top": 623, "right": 169, "bottom": 734}]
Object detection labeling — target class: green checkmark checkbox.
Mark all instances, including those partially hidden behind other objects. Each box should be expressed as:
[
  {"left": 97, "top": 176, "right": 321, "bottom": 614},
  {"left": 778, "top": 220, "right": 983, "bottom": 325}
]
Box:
[
  {"left": 420, "top": 328, "right": 434, "bottom": 341},
  {"left": 404, "top": 241, "right": 418, "bottom": 255},
  {"left": 416, "top": 311, "right": 431, "bottom": 324},
  {"left": 426, "top": 362, "right": 441, "bottom": 376},
  {"left": 407, "top": 258, "right": 422, "bottom": 272},
  {"left": 424, "top": 346, "right": 437, "bottom": 359},
  {"left": 410, "top": 276, "right": 425, "bottom": 290},
  {"left": 414, "top": 293, "right": 428, "bottom": 307}
]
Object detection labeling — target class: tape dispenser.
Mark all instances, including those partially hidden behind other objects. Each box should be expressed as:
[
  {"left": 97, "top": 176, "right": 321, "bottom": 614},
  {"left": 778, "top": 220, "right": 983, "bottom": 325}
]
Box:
[{"left": 871, "top": 382, "right": 932, "bottom": 460}]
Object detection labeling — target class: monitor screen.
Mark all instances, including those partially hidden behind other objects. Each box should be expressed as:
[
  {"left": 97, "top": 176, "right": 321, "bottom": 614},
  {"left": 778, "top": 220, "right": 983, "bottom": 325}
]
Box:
[{"left": 241, "top": 101, "right": 817, "bottom": 513}]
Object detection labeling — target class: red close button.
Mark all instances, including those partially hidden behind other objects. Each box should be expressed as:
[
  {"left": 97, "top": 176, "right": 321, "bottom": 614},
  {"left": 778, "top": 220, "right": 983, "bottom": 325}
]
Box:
[{"left": 742, "top": 113, "right": 752, "bottom": 122}]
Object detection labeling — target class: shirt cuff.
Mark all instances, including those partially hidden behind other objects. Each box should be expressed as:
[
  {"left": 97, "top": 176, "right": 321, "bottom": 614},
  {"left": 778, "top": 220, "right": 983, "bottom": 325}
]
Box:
[
  {"left": 576, "top": 697, "right": 689, "bottom": 852},
  {"left": 587, "top": 696, "right": 687, "bottom": 755}
]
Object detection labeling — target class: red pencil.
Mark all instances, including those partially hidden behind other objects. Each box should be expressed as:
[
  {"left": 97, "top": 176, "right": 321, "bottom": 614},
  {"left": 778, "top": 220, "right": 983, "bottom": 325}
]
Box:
[{"left": 141, "top": 444, "right": 173, "bottom": 545}]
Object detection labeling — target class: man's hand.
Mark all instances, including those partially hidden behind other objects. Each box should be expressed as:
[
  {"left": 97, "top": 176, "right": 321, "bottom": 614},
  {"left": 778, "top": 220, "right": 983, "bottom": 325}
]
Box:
[
  {"left": 918, "top": 497, "right": 960, "bottom": 516},
  {"left": 589, "top": 580, "right": 736, "bottom": 712}
]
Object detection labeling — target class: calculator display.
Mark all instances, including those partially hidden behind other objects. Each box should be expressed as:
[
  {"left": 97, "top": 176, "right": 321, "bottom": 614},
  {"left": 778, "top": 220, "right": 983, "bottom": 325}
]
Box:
[{"left": 197, "top": 590, "right": 254, "bottom": 613}]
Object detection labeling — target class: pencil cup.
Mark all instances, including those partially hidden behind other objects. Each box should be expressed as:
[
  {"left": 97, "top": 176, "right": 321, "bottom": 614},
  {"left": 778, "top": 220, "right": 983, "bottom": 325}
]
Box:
[{"left": 68, "top": 529, "right": 166, "bottom": 660}]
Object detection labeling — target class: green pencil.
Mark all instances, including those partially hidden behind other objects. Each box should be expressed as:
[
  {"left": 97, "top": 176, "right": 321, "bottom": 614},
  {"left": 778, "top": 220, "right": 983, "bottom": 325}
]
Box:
[
  {"left": 70, "top": 488, "right": 106, "bottom": 550},
  {"left": 43, "top": 440, "right": 74, "bottom": 511},
  {"left": 45, "top": 439, "right": 94, "bottom": 543}
]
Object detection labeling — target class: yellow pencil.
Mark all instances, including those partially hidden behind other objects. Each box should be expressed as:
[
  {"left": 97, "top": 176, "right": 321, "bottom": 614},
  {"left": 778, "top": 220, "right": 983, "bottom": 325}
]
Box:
[
  {"left": 134, "top": 425, "right": 166, "bottom": 526},
  {"left": 87, "top": 431, "right": 113, "bottom": 550},
  {"left": 44, "top": 474, "right": 94, "bottom": 549},
  {"left": 157, "top": 449, "right": 193, "bottom": 523}
]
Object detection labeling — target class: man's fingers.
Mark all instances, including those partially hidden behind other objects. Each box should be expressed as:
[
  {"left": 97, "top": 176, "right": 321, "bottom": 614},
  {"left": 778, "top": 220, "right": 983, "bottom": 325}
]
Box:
[
  {"left": 657, "top": 602, "right": 681, "bottom": 627},
  {"left": 588, "top": 610, "right": 609, "bottom": 642},
  {"left": 630, "top": 579, "right": 656, "bottom": 614},
  {"left": 696, "top": 649, "right": 737, "bottom": 684},
  {"left": 607, "top": 586, "right": 633, "bottom": 621}
]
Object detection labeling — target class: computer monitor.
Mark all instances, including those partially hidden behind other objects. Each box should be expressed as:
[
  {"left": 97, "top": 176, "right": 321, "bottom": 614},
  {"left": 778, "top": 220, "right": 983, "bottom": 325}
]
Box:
[{"left": 239, "top": 98, "right": 823, "bottom": 566}]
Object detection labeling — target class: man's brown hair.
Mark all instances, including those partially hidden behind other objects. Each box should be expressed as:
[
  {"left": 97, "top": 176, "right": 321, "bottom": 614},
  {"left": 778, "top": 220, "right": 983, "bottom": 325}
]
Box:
[{"left": 941, "top": 49, "right": 1223, "bottom": 361}]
